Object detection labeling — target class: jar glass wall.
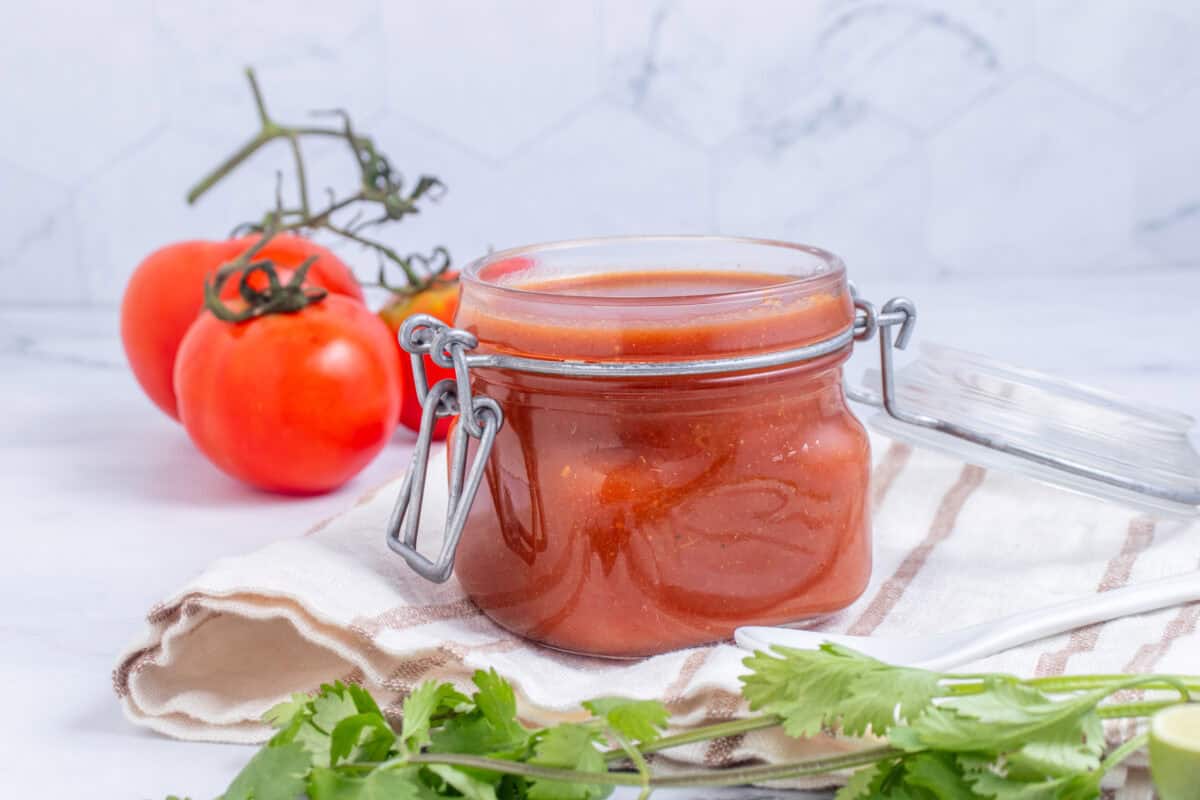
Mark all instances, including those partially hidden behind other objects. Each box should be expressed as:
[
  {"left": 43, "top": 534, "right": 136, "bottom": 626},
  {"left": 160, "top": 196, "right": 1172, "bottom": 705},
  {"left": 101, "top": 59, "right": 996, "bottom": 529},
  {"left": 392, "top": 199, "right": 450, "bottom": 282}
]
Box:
[{"left": 451, "top": 237, "right": 871, "bottom": 657}]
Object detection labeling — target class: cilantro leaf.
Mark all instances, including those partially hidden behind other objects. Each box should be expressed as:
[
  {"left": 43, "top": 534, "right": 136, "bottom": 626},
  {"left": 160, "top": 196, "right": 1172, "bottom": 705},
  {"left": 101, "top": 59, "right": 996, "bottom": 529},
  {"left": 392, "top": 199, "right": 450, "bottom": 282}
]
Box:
[
  {"left": 312, "top": 683, "right": 364, "bottom": 734},
  {"left": 741, "top": 644, "right": 942, "bottom": 737},
  {"left": 221, "top": 741, "right": 310, "bottom": 800},
  {"left": 308, "top": 765, "right": 437, "bottom": 800},
  {"left": 904, "top": 682, "right": 1104, "bottom": 773},
  {"left": 267, "top": 683, "right": 377, "bottom": 769},
  {"left": 966, "top": 768, "right": 1101, "bottom": 800},
  {"left": 902, "top": 752, "right": 982, "bottom": 799},
  {"left": 292, "top": 719, "right": 336, "bottom": 768},
  {"left": 430, "top": 671, "right": 529, "bottom": 757},
  {"left": 957, "top": 754, "right": 998, "bottom": 775},
  {"left": 473, "top": 669, "right": 522, "bottom": 733},
  {"left": 837, "top": 757, "right": 938, "bottom": 800},
  {"left": 425, "top": 764, "right": 501, "bottom": 800},
  {"left": 431, "top": 714, "right": 529, "bottom": 758},
  {"left": 741, "top": 645, "right": 866, "bottom": 737},
  {"left": 330, "top": 712, "right": 397, "bottom": 765},
  {"left": 349, "top": 683, "right": 385, "bottom": 717},
  {"left": 527, "top": 724, "right": 611, "bottom": 800},
  {"left": 836, "top": 760, "right": 895, "bottom": 800},
  {"left": 402, "top": 681, "right": 470, "bottom": 753},
  {"left": 582, "top": 697, "right": 669, "bottom": 743},
  {"left": 837, "top": 656, "right": 944, "bottom": 735},
  {"left": 263, "top": 693, "right": 311, "bottom": 729}
]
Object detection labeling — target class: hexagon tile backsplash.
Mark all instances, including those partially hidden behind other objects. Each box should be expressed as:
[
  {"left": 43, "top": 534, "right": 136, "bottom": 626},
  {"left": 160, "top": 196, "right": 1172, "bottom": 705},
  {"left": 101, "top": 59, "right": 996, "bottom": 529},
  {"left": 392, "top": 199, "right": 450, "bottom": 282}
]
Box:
[{"left": 1, "top": 0, "right": 1197, "bottom": 306}]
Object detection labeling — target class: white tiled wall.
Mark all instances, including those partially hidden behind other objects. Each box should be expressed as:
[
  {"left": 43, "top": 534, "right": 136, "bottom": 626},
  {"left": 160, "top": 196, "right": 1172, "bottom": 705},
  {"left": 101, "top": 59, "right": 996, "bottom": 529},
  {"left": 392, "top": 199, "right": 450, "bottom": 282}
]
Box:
[{"left": 2, "top": 0, "right": 1197, "bottom": 306}]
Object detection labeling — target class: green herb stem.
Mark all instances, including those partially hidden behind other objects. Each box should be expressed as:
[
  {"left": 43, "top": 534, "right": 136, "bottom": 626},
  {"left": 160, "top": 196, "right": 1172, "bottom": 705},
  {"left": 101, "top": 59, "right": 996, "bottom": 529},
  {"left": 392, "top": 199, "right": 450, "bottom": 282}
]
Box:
[
  {"left": 1099, "top": 700, "right": 1181, "bottom": 719},
  {"left": 604, "top": 715, "right": 784, "bottom": 762},
  {"left": 608, "top": 729, "right": 652, "bottom": 800},
  {"left": 1027, "top": 674, "right": 1200, "bottom": 695},
  {"left": 1100, "top": 730, "right": 1150, "bottom": 774},
  {"left": 938, "top": 673, "right": 1200, "bottom": 700},
  {"left": 387, "top": 745, "right": 897, "bottom": 788}
]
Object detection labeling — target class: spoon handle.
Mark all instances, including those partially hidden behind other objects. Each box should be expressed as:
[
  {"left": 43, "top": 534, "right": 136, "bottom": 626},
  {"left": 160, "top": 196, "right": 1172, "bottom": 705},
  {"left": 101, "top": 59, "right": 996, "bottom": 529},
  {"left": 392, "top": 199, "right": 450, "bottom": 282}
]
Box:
[{"left": 920, "top": 571, "right": 1200, "bottom": 670}]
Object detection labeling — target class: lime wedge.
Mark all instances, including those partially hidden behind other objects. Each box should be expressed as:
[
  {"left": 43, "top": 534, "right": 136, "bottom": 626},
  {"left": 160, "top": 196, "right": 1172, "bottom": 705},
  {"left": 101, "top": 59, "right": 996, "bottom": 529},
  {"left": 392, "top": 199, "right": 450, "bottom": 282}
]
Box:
[{"left": 1151, "top": 704, "right": 1200, "bottom": 800}]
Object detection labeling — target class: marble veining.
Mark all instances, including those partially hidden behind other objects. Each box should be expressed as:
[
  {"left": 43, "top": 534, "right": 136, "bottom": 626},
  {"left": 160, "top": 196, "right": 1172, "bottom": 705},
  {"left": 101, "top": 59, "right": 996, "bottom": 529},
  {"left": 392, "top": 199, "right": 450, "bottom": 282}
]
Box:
[{"left": 3, "top": 0, "right": 1198, "bottom": 307}]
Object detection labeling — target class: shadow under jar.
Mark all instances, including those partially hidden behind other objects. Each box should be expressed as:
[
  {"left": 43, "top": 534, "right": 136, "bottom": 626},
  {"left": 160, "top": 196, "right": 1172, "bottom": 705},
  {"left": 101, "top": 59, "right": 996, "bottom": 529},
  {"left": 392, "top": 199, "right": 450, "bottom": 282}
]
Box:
[{"left": 443, "top": 237, "right": 871, "bottom": 658}]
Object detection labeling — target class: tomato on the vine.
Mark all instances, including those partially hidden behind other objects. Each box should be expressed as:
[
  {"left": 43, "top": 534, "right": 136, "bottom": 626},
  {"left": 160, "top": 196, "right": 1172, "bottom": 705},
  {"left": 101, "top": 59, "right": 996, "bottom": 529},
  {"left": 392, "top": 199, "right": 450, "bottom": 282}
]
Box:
[
  {"left": 175, "top": 288, "right": 399, "bottom": 495},
  {"left": 120, "top": 234, "right": 363, "bottom": 421},
  {"left": 378, "top": 279, "right": 461, "bottom": 440}
]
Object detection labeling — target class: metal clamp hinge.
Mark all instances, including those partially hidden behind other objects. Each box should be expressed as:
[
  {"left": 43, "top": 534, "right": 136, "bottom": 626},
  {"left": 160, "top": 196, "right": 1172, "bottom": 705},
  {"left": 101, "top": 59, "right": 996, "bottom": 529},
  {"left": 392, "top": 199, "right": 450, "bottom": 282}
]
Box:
[{"left": 385, "top": 314, "right": 503, "bottom": 583}]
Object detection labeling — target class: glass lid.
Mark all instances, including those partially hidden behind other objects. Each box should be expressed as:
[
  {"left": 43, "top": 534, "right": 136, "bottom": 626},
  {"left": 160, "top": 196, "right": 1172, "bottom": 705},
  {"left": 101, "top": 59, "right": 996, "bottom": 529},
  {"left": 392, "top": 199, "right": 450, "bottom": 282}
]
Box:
[{"left": 856, "top": 343, "right": 1200, "bottom": 518}]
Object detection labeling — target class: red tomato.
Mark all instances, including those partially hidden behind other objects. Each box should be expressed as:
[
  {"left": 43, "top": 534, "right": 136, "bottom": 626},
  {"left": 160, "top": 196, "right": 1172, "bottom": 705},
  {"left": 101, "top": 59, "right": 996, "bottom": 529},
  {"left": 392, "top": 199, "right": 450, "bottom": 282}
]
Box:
[
  {"left": 174, "top": 294, "right": 399, "bottom": 494},
  {"left": 378, "top": 279, "right": 460, "bottom": 439},
  {"left": 120, "top": 234, "right": 364, "bottom": 421}
]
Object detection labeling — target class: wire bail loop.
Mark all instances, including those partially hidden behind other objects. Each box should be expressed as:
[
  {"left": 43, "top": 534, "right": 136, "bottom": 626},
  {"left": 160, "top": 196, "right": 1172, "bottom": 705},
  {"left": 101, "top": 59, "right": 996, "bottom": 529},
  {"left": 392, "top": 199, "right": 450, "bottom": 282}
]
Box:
[{"left": 386, "top": 315, "right": 503, "bottom": 582}]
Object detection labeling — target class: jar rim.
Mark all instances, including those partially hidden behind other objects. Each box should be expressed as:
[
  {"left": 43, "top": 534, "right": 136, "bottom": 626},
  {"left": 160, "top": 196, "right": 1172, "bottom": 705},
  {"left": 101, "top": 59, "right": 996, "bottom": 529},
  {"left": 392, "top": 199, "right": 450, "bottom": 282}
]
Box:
[{"left": 460, "top": 234, "right": 846, "bottom": 306}]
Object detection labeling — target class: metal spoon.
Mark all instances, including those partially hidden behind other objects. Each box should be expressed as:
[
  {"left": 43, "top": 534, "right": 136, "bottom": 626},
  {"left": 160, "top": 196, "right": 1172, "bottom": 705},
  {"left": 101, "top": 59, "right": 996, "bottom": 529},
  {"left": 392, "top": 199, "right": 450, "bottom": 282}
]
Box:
[{"left": 734, "top": 572, "right": 1200, "bottom": 670}]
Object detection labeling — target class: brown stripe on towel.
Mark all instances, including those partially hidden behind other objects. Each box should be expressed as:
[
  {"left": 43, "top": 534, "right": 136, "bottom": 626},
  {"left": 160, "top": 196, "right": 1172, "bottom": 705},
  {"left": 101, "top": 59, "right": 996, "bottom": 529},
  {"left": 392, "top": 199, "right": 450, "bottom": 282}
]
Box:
[
  {"left": 702, "top": 692, "right": 746, "bottom": 767},
  {"left": 355, "top": 477, "right": 401, "bottom": 508},
  {"left": 704, "top": 733, "right": 746, "bottom": 767},
  {"left": 112, "top": 644, "right": 161, "bottom": 697},
  {"left": 380, "top": 648, "right": 463, "bottom": 693},
  {"left": 847, "top": 464, "right": 987, "bottom": 636},
  {"left": 117, "top": 598, "right": 215, "bottom": 696},
  {"left": 380, "top": 639, "right": 522, "bottom": 723},
  {"left": 1123, "top": 595, "right": 1200, "bottom": 675},
  {"left": 870, "top": 441, "right": 913, "bottom": 513},
  {"left": 380, "top": 648, "right": 467, "bottom": 725},
  {"left": 1034, "top": 516, "right": 1157, "bottom": 677},
  {"left": 1112, "top": 576, "right": 1200, "bottom": 729},
  {"left": 145, "top": 602, "right": 180, "bottom": 626},
  {"left": 1101, "top": 553, "right": 1200, "bottom": 745},
  {"left": 663, "top": 647, "right": 715, "bottom": 706},
  {"left": 303, "top": 514, "right": 339, "bottom": 536}
]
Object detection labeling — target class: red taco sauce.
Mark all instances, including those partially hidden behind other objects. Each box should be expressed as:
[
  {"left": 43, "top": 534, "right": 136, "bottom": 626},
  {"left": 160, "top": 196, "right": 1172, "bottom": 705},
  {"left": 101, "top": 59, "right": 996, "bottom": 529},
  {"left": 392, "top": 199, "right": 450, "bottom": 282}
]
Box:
[{"left": 451, "top": 238, "right": 871, "bottom": 657}]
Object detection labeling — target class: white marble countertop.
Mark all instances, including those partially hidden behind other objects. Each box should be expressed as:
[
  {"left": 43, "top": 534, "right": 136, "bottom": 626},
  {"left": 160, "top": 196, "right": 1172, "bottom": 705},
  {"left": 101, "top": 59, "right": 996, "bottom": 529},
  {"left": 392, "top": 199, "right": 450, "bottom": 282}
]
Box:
[{"left": 2, "top": 269, "right": 1198, "bottom": 798}]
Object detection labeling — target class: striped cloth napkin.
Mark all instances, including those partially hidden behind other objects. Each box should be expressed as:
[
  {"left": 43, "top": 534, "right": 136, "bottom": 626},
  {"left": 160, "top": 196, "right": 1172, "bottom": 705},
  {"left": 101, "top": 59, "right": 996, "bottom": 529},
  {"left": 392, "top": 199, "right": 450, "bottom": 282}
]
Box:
[{"left": 113, "top": 435, "right": 1199, "bottom": 796}]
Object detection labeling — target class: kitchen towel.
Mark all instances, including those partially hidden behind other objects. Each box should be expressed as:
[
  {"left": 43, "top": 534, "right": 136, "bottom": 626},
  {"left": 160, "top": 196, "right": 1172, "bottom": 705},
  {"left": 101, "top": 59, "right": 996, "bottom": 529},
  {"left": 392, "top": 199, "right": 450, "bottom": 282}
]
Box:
[{"left": 114, "top": 435, "right": 1200, "bottom": 794}]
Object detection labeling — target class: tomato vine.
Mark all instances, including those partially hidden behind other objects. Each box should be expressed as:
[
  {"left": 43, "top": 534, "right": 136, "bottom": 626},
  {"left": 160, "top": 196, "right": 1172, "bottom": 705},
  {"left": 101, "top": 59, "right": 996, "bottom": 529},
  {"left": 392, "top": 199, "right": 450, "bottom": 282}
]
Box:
[{"left": 186, "top": 67, "right": 451, "bottom": 296}]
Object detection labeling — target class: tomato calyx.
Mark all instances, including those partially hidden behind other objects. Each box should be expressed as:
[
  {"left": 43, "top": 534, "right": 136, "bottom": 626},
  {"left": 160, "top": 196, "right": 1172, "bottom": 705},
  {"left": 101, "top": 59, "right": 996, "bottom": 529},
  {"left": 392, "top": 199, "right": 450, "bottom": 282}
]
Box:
[{"left": 204, "top": 239, "right": 327, "bottom": 323}]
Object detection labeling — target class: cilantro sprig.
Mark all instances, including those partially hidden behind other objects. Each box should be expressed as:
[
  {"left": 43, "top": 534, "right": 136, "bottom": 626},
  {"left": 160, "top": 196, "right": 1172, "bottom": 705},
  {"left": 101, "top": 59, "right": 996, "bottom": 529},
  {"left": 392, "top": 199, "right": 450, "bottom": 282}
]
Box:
[{"left": 181, "top": 646, "right": 1199, "bottom": 800}]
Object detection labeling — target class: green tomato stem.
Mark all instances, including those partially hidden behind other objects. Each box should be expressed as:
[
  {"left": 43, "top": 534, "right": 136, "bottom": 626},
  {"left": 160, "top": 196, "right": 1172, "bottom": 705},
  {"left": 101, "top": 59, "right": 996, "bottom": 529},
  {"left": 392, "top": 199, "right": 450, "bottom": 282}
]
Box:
[
  {"left": 186, "top": 129, "right": 279, "bottom": 205},
  {"left": 184, "top": 66, "right": 451, "bottom": 294}
]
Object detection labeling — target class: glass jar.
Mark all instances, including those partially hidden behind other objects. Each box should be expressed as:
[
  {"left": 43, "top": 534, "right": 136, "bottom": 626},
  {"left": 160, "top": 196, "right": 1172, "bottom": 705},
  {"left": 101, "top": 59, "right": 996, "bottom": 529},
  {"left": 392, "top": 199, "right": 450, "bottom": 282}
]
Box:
[
  {"left": 386, "top": 236, "right": 1200, "bottom": 659},
  {"left": 447, "top": 237, "right": 870, "bottom": 657}
]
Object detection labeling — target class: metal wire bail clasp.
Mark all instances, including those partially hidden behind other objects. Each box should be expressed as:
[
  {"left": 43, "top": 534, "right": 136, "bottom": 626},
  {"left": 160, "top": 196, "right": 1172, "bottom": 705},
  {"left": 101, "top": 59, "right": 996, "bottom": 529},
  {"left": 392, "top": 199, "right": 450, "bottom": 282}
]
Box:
[{"left": 385, "top": 314, "right": 503, "bottom": 583}]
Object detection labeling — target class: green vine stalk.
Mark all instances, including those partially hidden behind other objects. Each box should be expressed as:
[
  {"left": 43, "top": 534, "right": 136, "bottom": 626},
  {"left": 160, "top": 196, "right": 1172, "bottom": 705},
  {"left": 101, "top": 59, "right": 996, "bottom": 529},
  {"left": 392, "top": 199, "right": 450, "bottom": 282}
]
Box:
[{"left": 187, "top": 67, "right": 451, "bottom": 295}]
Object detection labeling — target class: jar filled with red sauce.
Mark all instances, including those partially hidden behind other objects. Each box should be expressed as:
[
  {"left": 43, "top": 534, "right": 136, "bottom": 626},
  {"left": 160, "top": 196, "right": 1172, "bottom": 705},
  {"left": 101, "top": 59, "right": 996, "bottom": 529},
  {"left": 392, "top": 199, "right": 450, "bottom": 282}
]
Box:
[{"left": 446, "top": 237, "right": 870, "bottom": 657}]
